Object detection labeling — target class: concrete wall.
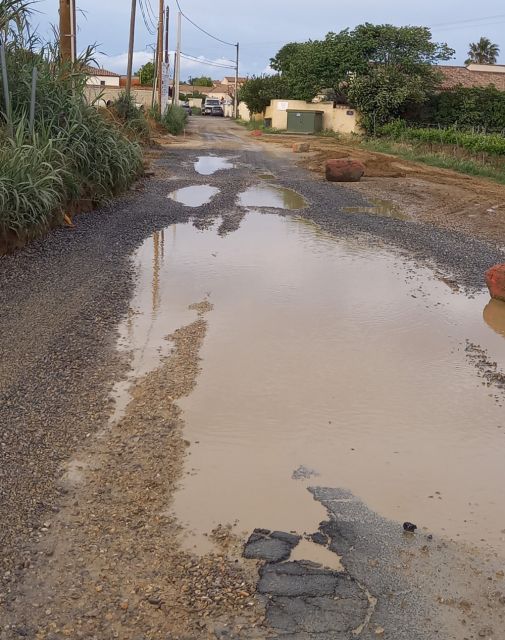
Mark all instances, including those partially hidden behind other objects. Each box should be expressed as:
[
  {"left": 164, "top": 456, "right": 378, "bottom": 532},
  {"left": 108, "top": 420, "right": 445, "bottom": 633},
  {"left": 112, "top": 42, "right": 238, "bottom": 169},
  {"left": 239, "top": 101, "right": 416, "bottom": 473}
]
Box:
[
  {"left": 87, "top": 76, "right": 120, "bottom": 88},
  {"left": 264, "top": 100, "right": 360, "bottom": 134},
  {"left": 85, "top": 86, "right": 154, "bottom": 107}
]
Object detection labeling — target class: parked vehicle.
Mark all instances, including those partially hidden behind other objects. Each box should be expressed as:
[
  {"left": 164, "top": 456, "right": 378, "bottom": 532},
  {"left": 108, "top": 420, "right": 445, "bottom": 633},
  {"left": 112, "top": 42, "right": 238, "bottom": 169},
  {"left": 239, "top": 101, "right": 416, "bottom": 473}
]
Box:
[
  {"left": 203, "top": 98, "right": 224, "bottom": 117},
  {"left": 181, "top": 103, "right": 192, "bottom": 116}
]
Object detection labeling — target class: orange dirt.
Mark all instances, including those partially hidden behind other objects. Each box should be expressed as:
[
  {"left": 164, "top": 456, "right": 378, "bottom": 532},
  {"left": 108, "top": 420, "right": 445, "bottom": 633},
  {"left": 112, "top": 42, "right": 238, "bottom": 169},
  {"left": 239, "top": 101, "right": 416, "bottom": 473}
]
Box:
[{"left": 261, "top": 134, "right": 505, "bottom": 246}]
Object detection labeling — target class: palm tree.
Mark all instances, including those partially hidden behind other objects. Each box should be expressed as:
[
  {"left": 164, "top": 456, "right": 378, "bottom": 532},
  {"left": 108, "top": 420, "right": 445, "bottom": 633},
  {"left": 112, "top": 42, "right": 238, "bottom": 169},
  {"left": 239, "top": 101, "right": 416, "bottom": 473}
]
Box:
[{"left": 465, "top": 37, "right": 500, "bottom": 65}]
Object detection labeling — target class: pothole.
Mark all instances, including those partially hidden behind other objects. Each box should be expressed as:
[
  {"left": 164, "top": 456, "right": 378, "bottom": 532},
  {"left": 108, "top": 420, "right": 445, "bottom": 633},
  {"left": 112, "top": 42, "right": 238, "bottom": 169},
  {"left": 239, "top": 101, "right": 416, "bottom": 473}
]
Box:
[
  {"left": 290, "top": 538, "right": 344, "bottom": 571},
  {"left": 168, "top": 184, "right": 219, "bottom": 207},
  {"left": 238, "top": 184, "right": 307, "bottom": 210},
  {"left": 195, "top": 156, "right": 235, "bottom": 175}
]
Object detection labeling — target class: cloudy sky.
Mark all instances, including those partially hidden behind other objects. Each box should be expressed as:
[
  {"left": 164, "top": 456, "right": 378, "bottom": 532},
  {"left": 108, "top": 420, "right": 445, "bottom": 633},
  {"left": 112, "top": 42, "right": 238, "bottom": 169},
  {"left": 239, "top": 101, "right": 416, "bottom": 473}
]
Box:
[{"left": 33, "top": 0, "right": 505, "bottom": 79}]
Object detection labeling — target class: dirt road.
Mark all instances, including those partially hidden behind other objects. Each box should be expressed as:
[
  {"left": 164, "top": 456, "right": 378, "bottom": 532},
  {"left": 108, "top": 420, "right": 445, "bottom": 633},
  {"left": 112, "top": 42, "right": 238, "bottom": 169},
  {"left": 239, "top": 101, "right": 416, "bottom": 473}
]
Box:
[{"left": 1, "top": 117, "right": 505, "bottom": 639}]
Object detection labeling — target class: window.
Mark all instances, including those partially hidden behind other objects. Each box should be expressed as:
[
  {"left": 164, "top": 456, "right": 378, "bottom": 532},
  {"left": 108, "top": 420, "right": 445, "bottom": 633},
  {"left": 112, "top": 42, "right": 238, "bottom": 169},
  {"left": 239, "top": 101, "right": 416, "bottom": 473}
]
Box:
[{"left": 100, "top": 80, "right": 106, "bottom": 86}]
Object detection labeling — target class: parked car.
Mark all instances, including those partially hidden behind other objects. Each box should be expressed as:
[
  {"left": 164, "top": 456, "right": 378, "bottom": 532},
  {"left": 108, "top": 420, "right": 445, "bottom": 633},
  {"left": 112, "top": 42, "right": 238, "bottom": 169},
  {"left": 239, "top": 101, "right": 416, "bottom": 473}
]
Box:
[
  {"left": 203, "top": 98, "right": 224, "bottom": 117},
  {"left": 181, "top": 102, "right": 192, "bottom": 116}
]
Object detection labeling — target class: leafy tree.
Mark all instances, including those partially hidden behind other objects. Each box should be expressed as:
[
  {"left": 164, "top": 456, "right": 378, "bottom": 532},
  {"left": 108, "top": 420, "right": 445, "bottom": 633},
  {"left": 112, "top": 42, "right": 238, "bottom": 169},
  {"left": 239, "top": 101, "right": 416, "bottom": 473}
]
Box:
[
  {"left": 465, "top": 37, "right": 500, "bottom": 65},
  {"left": 270, "top": 24, "right": 454, "bottom": 131},
  {"left": 188, "top": 76, "right": 214, "bottom": 87},
  {"left": 239, "top": 75, "right": 289, "bottom": 115},
  {"left": 135, "top": 61, "right": 155, "bottom": 86}
]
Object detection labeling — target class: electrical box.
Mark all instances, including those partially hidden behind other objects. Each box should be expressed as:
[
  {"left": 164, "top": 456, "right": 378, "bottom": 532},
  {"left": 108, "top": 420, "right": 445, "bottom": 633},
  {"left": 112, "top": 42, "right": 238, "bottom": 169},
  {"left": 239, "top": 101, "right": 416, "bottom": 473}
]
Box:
[{"left": 286, "top": 110, "right": 324, "bottom": 134}]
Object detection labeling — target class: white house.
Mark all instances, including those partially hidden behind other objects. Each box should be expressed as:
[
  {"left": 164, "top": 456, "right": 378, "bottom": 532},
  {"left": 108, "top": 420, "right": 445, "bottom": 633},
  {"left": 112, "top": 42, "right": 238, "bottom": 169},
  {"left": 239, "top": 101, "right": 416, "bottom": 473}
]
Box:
[{"left": 85, "top": 66, "right": 121, "bottom": 87}]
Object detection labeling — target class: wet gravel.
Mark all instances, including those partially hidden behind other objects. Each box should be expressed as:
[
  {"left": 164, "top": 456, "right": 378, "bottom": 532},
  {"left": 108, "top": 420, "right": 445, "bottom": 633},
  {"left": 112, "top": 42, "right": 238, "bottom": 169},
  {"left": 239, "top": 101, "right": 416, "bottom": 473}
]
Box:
[{"left": 1, "top": 121, "right": 504, "bottom": 623}]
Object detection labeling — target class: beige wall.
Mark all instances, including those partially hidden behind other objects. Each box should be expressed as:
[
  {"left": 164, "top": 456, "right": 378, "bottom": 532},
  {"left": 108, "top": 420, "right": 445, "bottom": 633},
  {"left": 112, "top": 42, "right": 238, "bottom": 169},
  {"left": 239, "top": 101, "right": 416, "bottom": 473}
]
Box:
[
  {"left": 85, "top": 86, "right": 154, "bottom": 107},
  {"left": 264, "top": 100, "right": 361, "bottom": 134},
  {"left": 238, "top": 102, "right": 251, "bottom": 121},
  {"left": 86, "top": 76, "right": 120, "bottom": 87}
]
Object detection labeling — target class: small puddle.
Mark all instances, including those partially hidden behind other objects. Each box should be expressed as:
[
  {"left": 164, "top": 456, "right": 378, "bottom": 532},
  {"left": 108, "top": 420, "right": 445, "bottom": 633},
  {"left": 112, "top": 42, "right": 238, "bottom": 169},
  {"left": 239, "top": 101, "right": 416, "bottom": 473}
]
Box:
[
  {"left": 168, "top": 184, "right": 219, "bottom": 207},
  {"left": 343, "top": 197, "right": 408, "bottom": 220},
  {"left": 238, "top": 184, "right": 306, "bottom": 210},
  {"left": 118, "top": 212, "right": 505, "bottom": 558},
  {"left": 290, "top": 539, "right": 343, "bottom": 571},
  {"left": 258, "top": 173, "right": 277, "bottom": 181},
  {"left": 194, "top": 156, "right": 234, "bottom": 175}
]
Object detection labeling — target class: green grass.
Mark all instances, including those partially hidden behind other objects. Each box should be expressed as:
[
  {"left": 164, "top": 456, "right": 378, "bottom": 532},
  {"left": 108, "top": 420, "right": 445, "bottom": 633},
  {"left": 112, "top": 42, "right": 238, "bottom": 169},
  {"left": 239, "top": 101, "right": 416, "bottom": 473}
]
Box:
[
  {"left": 363, "top": 138, "right": 505, "bottom": 185},
  {"left": 161, "top": 105, "right": 188, "bottom": 135}
]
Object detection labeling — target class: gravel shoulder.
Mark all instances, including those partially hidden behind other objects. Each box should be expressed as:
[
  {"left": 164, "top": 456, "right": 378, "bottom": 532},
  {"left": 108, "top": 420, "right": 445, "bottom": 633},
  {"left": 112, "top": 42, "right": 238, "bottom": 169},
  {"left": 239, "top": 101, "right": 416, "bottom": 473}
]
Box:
[{"left": 1, "top": 117, "right": 504, "bottom": 639}]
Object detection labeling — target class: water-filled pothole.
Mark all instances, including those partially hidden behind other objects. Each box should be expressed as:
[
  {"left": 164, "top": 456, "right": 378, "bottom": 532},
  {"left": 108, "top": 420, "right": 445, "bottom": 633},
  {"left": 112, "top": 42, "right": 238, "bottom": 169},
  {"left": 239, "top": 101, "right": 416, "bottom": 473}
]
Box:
[
  {"left": 117, "top": 212, "right": 505, "bottom": 558},
  {"left": 343, "top": 198, "right": 408, "bottom": 220},
  {"left": 195, "top": 156, "right": 234, "bottom": 175},
  {"left": 168, "top": 184, "right": 219, "bottom": 207},
  {"left": 238, "top": 184, "right": 307, "bottom": 209}
]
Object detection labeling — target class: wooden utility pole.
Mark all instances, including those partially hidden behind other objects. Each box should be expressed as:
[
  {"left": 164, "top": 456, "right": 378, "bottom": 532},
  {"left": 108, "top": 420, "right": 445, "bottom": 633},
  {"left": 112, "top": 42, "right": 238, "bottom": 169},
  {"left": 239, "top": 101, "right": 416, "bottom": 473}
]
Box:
[
  {"left": 126, "top": 0, "right": 137, "bottom": 97},
  {"left": 157, "top": 0, "right": 164, "bottom": 115},
  {"left": 59, "top": 0, "right": 72, "bottom": 63},
  {"left": 234, "top": 42, "right": 240, "bottom": 119},
  {"left": 174, "top": 11, "right": 181, "bottom": 106}
]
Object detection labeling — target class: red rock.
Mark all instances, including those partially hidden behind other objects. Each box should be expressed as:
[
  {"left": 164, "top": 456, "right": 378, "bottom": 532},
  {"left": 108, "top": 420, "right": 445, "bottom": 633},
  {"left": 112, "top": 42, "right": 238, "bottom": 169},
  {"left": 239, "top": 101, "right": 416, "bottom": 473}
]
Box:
[
  {"left": 250, "top": 130, "right": 263, "bottom": 137},
  {"left": 325, "top": 159, "right": 365, "bottom": 182},
  {"left": 486, "top": 264, "right": 505, "bottom": 302}
]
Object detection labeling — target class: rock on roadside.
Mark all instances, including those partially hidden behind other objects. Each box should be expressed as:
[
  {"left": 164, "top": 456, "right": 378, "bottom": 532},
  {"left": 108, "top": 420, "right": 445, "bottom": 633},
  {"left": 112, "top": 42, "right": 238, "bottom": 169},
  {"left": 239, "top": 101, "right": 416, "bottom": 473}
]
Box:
[
  {"left": 486, "top": 264, "right": 505, "bottom": 302},
  {"left": 325, "top": 159, "right": 365, "bottom": 182}
]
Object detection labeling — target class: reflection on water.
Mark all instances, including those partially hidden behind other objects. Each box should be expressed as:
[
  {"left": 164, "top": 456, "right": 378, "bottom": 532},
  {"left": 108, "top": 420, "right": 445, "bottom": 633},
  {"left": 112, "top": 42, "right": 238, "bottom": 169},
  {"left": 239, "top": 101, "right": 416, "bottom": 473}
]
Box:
[
  {"left": 118, "top": 211, "right": 505, "bottom": 558},
  {"left": 238, "top": 184, "right": 307, "bottom": 210},
  {"left": 194, "top": 156, "right": 234, "bottom": 175},
  {"left": 484, "top": 298, "right": 505, "bottom": 338},
  {"left": 168, "top": 184, "right": 219, "bottom": 207}
]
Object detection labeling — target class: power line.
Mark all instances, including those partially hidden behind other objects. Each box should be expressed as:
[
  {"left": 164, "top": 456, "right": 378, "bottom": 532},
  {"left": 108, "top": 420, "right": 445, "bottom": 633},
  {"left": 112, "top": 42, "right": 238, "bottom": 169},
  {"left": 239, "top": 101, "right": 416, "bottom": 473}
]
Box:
[
  {"left": 144, "top": 0, "right": 158, "bottom": 26},
  {"left": 180, "top": 52, "right": 236, "bottom": 69},
  {"left": 430, "top": 14, "right": 505, "bottom": 28},
  {"left": 138, "top": 0, "right": 156, "bottom": 35},
  {"left": 175, "top": 0, "right": 236, "bottom": 47}
]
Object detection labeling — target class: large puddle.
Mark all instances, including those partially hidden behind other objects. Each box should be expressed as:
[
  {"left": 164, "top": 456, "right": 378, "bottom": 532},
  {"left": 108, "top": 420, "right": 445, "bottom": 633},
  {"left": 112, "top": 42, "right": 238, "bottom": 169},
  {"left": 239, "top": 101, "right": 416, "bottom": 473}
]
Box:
[
  {"left": 238, "top": 184, "right": 307, "bottom": 209},
  {"left": 118, "top": 211, "right": 505, "bottom": 558},
  {"left": 194, "top": 155, "right": 234, "bottom": 175},
  {"left": 168, "top": 184, "right": 219, "bottom": 207}
]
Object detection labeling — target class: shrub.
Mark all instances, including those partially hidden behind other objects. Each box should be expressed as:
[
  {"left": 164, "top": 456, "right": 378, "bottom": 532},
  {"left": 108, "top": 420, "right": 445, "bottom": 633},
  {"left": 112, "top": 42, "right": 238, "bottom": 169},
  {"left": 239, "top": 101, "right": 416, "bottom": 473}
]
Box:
[{"left": 161, "top": 105, "right": 187, "bottom": 135}]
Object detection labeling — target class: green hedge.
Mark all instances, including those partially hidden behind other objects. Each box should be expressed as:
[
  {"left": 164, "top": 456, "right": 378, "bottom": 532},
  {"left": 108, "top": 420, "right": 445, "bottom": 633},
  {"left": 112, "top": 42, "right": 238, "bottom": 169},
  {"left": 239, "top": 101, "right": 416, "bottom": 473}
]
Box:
[
  {"left": 379, "top": 120, "right": 505, "bottom": 156},
  {"left": 401, "top": 85, "right": 505, "bottom": 132}
]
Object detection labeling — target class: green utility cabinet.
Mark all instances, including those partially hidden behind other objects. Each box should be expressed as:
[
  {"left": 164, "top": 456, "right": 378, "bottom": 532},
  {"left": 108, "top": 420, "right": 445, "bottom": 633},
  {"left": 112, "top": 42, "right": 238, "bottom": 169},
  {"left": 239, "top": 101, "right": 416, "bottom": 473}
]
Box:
[{"left": 287, "top": 110, "right": 324, "bottom": 134}]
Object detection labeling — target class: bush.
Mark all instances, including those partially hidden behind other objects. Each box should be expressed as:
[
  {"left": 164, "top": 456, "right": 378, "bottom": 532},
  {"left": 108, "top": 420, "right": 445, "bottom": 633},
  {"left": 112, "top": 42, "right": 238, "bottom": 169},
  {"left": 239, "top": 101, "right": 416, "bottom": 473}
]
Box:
[
  {"left": 401, "top": 86, "right": 505, "bottom": 132},
  {"left": 111, "top": 92, "right": 150, "bottom": 143},
  {"left": 161, "top": 105, "right": 188, "bottom": 135}
]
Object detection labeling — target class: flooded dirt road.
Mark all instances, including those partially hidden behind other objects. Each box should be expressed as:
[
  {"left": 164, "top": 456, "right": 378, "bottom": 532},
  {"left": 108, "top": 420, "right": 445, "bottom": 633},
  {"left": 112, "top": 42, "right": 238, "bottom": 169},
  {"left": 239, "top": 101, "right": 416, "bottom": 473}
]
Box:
[{"left": 2, "top": 117, "right": 505, "bottom": 640}]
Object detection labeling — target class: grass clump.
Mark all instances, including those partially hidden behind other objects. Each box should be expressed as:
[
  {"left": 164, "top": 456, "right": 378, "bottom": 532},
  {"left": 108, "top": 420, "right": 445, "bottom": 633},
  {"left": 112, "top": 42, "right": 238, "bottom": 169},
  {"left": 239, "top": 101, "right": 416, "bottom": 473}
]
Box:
[
  {"left": 161, "top": 105, "right": 188, "bottom": 135},
  {"left": 0, "top": 1, "right": 144, "bottom": 248}
]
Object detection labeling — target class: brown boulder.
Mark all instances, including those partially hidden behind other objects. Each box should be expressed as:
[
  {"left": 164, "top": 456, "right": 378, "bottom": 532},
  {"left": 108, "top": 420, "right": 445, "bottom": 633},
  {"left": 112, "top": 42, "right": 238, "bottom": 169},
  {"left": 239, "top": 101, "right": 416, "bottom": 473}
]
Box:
[
  {"left": 486, "top": 264, "right": 505, "bottom": 302},
  {"left": 325, "top": 159, "right": 365, "bottom": 182}
]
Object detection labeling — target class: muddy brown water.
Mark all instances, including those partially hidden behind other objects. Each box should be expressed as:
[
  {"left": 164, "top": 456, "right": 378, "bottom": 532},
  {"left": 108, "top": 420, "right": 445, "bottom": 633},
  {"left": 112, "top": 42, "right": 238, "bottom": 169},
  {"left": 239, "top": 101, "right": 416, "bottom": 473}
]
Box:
[
  {"left": 116, "top": 211, "right": 505, "bottom": 560},
  {"left": 238, "top": 184, "right": 307, "bottom": 209}
]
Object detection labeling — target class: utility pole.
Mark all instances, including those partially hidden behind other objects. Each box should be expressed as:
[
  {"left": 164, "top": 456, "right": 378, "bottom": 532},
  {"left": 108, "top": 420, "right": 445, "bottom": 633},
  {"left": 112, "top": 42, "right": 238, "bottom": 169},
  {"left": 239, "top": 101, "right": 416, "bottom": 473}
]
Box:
[
  {"left": 126, "top": 0, "right": 137, "bottom": 98},
  {"left": 157, "top": 0, "right": 164, "bottom": 115},
  {"left": 69, "top": 0, "right": 77, "bottom": 62},
  {"left": 59, "top": 0, "right": 72, "bottom": 64},
  {"left": 234, "top": 42, "right": 240, "bottom": 119},
  {"left": 164, "top": 6, "right": 170, "bottom": 64},
  {"left": 174, "top": 11, "right": 181, "bottom": 106}
]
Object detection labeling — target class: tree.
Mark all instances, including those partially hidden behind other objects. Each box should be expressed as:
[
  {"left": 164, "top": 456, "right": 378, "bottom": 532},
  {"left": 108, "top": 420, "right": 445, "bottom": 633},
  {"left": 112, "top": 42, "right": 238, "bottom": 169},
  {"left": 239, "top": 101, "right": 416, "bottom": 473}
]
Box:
[
  {"left": 238, "top": 75, "right": 289, "bottom": 115},
  {"left": 188, "top": 76, "right": 213, "bottom": 87},
  {"left": 135, "top": 61, "right": 155, "bottom": 86},
  {"left": 465, "top": 37, "right": 500, "bottom": 65},
  {"left": 270, "top": 24, "right": 454, "bottom": 131}
]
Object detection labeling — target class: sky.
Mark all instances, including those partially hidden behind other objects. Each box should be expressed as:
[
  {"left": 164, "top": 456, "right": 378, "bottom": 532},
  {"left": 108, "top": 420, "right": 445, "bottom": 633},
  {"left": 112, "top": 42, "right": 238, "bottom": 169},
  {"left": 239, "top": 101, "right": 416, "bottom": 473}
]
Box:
[{"left": 32, "top": 0, "right": 505, "bottom": 79}]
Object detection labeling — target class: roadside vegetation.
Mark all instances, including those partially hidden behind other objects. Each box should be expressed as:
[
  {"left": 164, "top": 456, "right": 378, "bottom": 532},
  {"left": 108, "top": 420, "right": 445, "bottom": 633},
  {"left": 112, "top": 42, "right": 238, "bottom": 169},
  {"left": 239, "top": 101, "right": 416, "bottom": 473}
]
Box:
[{"left": 0, "top": 1, "right": 145, "bottom": 251}]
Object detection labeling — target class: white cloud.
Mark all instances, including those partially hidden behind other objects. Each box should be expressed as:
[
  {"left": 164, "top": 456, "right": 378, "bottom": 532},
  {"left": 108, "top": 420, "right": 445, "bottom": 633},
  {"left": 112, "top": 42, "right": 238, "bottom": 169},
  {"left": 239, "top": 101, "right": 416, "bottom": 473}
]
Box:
[{"left": 95, "top": 51, "right": 153, "bottom": 74}]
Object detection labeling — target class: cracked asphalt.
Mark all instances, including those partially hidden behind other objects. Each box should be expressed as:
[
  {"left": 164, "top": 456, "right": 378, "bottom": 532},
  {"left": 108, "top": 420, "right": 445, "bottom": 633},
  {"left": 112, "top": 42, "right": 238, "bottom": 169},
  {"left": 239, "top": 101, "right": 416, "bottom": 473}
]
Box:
[{"left": 1, "top": 117, "right": 505, "bottom": 639}]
